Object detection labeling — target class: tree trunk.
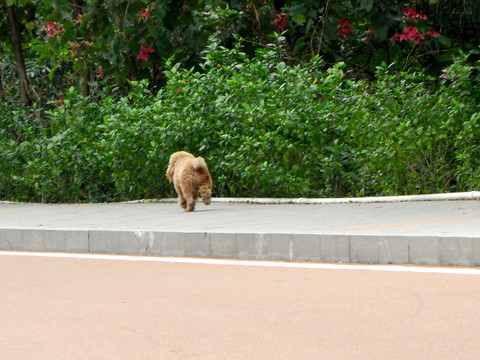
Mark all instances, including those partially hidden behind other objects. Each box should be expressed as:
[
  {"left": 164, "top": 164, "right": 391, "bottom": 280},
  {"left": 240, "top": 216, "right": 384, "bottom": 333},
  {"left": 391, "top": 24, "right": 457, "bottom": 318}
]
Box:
[
  {"left": 79, "top": 70, "right": 89, "bottom": 97},
  {"left": 3, "top": 0, "right": 34, "bottom": 107},
  {"left": 71, "top": 0, "right": 90, "bottom": 97},
  {"left": 0, "top": 73, "right": 4, "bottom": 103}
]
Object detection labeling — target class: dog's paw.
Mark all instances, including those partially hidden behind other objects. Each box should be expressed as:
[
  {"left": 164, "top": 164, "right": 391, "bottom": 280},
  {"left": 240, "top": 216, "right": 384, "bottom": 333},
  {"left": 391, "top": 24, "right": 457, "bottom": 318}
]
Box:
[
  {"left": 185, "top": 201, "right": 195, "bottom": 212},
  {"left": 179, "top": 198, "right": 187, "bottom": 210}
]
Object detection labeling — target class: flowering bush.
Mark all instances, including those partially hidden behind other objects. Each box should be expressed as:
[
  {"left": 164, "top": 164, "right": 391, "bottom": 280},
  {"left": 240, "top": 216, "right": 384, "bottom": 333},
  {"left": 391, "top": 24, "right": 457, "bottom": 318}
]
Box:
[
  {"left": 3, "top": 0, "right": 478, "bottom": 110},
  {"left": 2, "top": 3, "right": 480, "bottom": 201},
  {"left": 27, "top": 0, "right": 221, "bottom": 95},
  {"left": 390, "top": 8, "right": 440, "bottom": 45}
]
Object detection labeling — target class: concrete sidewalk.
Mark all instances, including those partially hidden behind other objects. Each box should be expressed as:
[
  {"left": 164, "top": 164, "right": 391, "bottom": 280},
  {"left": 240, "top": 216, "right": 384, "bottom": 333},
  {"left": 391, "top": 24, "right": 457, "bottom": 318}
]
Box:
[{"left": 1, "top": 193, "right": 480, "bottom": 266}]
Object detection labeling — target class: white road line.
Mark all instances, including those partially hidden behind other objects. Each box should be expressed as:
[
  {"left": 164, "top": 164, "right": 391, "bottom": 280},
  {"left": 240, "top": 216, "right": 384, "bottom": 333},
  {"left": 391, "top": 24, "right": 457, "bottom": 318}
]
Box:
[{"left": 1, "top": 250, "right": 480, "bottom": 275}]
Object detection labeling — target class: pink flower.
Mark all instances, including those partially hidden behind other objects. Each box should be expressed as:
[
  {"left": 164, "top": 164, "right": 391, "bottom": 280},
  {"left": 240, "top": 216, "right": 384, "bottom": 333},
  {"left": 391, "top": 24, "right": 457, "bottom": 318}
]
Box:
[
  {"left": 97, "top": 68, "right": 103, "bottom": 80},
  {"left": 46, "top": 22, "right": 64, "bottom": 37},
  {"left": 427, "top": 30, "right": 440, "bottom": 38},
  {"left": 338, "top": 19, "right": 353, "bottom": 37},
  {"left": 137, "top": 45, "right": 154, "bottom": 61},
  {"left": 46, "top": 22, "right": 56, "bottom": 36},
  {"left": 74, "top": 13, "right": 85, "bottom": 23}
]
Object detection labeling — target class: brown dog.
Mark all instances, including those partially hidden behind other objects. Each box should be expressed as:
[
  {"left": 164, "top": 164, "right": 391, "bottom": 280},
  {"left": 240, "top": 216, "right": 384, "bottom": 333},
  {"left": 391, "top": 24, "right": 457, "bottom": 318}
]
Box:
[{"left": 166, "top": 151, "right": 213, "bottom": 212}]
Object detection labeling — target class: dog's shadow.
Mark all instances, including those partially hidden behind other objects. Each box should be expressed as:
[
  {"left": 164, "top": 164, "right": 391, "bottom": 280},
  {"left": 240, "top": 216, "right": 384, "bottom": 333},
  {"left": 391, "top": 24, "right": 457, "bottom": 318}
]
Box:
[{"left": 186, "top": 206, "right": 230, "bottom": 213}]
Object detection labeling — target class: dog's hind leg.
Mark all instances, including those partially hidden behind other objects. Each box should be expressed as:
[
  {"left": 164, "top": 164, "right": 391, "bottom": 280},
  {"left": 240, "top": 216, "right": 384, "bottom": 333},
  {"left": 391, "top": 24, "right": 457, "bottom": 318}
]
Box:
[
  {"left": 179, "top": 197, "right": 188, "bottom": 210},
  {"left": 183, "top": 188, "right": 197, "bottom": 212},
  {"left": 185, "top": 195, "right": 196, "bottom": 212},
  {"left": 175, "top": 184, "right": 187, "bottom": 210}
]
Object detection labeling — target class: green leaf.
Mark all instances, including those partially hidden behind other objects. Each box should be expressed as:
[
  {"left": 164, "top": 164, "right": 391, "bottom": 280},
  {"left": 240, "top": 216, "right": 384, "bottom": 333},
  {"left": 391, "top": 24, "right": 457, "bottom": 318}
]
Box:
[
  {"left": 360, "top": 0, "right": 374, "bottom": 12},
  {"left": 25, "top": 21, "right": 35, "bottom": 31},
  {"left": 147, "top": 23, "right": 157, "bottom": 37},
  {"left": 289, "top": 4, "right": 307, "bottom": 15},
  {"left": 436, "top": 35, "right": 451, "bottom": 48},
  {"left": 48, "top": 65, "right": 59, "bottom": 81},
  {"left": 292, "top": 13, "right": 306, "bottom": 25}
]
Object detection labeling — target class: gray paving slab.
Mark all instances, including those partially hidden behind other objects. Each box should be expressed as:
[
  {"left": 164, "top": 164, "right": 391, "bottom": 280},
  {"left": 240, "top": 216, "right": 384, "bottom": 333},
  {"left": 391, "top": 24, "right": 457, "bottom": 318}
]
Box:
[{"left": 1, "top": 196, "right": 480, "bottom": 266}]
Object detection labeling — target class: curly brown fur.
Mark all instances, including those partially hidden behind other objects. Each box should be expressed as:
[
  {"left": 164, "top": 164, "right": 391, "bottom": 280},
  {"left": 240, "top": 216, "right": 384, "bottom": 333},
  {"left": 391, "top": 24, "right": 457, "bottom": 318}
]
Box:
[{"left": 167, "top": 151, "right": 213, "bottom": 212}]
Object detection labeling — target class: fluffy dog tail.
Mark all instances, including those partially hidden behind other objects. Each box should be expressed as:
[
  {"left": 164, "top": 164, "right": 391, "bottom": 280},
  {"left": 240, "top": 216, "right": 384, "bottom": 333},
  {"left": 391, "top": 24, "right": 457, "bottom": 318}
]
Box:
[
  {"left": 166, "top": 151, "right": 194, "bottom": 182},
  {"left": 192, "top": 157, "right": 208, "bottom": 174}
]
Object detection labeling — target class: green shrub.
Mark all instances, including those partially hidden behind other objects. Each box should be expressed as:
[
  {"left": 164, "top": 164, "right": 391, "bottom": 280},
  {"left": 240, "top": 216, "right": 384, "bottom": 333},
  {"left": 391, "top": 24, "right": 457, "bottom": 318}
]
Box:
[{"left": 1, "top": 43, "right": 479, "bottom": 202}]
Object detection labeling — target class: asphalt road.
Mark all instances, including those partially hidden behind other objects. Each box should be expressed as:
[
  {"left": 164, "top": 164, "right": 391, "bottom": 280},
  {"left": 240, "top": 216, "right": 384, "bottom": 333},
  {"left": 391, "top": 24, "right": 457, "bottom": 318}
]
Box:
[{"left": 1, "top": 253, "right": 479, "bottom": 360}]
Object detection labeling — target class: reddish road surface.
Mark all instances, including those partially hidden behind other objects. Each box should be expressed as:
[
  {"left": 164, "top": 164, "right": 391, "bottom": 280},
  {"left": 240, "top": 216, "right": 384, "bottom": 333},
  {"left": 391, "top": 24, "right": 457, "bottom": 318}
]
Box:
[{"left": 1, "top": 253, "right": 480, "bottom": 360}]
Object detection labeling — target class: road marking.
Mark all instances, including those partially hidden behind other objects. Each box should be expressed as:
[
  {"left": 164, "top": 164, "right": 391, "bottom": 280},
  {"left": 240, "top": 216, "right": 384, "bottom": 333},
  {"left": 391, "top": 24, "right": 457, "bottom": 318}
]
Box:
[
  {"left": 345, "top": 217, "right": 480, "bottom": 231},
  {"left": 1, "top": 251, "right": 480, "bottom": 275}
]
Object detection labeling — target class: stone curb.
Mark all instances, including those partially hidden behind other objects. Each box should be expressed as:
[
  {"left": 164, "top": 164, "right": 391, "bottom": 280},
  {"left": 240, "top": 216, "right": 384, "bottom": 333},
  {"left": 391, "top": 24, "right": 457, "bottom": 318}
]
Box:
[
  {"left": 3, "top": 191, "right": 480, "bottom": 206},
  {"left": 1, "top": 228, "right": 479, "bottom": 267},
  {"left": 123, "top": 191, "right": 480, "bottom": 205},
  {"left": 1, "top": 192, "right": 479, "bottom": 266}
]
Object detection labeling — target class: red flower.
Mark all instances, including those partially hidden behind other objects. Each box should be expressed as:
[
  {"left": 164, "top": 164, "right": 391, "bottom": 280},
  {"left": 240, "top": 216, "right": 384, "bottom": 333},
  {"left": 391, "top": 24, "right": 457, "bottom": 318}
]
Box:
[
  {"left": 57, "top": 96, "right": 64, "bottom": 106},
  {"left": 418, "top": 12, "right": 427, "bottom": 21},
  {"left": 390, "top": 34, "right": 400, "bottom": 42},
  {"left": 390, "top": 25, "right": 439, "bottom": 45},
  {"left": 403, "top": 8, "right": 427, "bottom": 21},
  {"left": 271, "top": 13, "right": 287, "bottom": 30},
  {"left": 139, "top": 8, "right": 151, "bottom": 18},
  {"left": 97, "top": 68, "right": 103, "bottom": 80},
  {"left": 338, "top": 19, "right": 353, "bottom": 37},
  {"left": 400, "top": 26, "right": 424, "bottom": 44},
  {"left": 363, "top": 27, "right": 374, "bottom": 44},
  {"left": 137, "top": 45, "right": 154, "bottom": 61}
]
